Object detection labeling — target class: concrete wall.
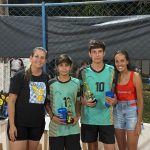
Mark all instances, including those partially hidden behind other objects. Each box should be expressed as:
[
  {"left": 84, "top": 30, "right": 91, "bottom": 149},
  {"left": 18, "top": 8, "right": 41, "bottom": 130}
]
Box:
[{"left": 138, "top": 123, "right": 150, "bottom": 150}]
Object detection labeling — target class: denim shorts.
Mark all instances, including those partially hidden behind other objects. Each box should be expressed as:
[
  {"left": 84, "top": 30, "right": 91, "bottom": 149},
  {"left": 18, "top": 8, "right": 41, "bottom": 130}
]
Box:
[{"left": 113, "top": 100, "right": 137, "bottom": 130}]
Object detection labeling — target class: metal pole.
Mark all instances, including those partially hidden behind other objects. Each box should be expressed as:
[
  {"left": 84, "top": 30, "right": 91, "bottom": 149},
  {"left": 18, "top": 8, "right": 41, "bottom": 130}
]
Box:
[
  {"left": 42, "top": 1, "right": 46, "bottom": 49},
  {"left": 42, "top": 1, "right": 47, "bottom": 72}
]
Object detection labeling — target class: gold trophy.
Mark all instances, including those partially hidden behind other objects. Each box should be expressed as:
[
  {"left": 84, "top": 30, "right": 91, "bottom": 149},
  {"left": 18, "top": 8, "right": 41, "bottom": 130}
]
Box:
[
  {"left": 64, "top": 97, "right": 74, "bottom": 124},
  {"left": 84, "top": 82, "right": 97, "bottom": 103}
]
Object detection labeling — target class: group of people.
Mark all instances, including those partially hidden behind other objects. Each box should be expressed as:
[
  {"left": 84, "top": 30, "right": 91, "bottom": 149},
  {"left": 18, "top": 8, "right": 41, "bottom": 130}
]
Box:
[{"left": 7, "top": 39, "right": 143, "bottom": 150}]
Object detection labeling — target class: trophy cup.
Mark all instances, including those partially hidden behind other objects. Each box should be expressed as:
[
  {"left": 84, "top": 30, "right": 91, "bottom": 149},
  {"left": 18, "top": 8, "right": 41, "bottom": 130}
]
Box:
[
  {"left": 105, "top": 91, "right": 114, "bottom": 107},
  {"left": 64, "top": 97, "right": 74, "bottom": 124},
  {"left": 57, "top": 107, "right": 67, "bottom": 123},
  {"left": 84, "top": 82, "right": 97, "bottom": 103}
]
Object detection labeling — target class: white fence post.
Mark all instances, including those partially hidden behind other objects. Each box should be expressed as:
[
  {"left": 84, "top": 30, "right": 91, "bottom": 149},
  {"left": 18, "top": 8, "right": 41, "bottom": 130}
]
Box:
[{"left": 0, "top": 61, "right": 10, "bottom": 93}]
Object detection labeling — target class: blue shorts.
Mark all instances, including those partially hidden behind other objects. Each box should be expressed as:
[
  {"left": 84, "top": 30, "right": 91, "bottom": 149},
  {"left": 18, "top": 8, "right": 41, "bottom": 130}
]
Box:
[{"left": 113, "top": 100, "right": 137, "bottom": 130}]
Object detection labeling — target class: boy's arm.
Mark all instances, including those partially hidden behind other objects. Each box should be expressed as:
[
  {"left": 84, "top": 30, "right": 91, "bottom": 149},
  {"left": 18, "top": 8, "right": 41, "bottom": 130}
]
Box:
[
  {"left": 75, "top": 99, "right": 81, "bottom": 118},
  {"left": 73, "top": 80, "right": 82, "bottom": 124},
  {"left": 73, "top": 99, "right": 81, "bottom": 125},
  {"left": 45, "top": 100, "right": 66, "bottom": 125}
]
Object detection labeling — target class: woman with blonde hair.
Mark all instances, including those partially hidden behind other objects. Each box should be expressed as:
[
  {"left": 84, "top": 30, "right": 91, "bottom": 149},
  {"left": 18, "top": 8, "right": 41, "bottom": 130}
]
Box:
[{"left": 8, "top": 47, "right": 49, "bottom": 150}]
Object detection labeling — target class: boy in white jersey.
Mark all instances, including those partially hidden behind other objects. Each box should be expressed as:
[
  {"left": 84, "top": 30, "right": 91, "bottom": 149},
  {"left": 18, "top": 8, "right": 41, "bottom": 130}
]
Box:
[{"left": 79, "top": 39, "right": 116, "bottom": 150}]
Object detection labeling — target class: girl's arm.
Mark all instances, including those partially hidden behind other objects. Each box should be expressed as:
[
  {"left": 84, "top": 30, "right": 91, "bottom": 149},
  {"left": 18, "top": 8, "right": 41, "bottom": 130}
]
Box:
[
  {"left": 8, "top": 93, "right": 17, "bottom": 141},
  {"left": 45, "top": 102, "right": 54, "bottom": 119},
  {"left": 133, "top": 72, "right": 144, "bottom": 134}
]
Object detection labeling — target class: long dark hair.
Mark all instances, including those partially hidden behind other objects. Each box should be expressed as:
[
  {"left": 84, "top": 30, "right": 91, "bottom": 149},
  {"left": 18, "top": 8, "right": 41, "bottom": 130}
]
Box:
[
  {"left": 113, "top": 50, "right": 132, "bottom": 71},
  {"left": 24, "top": 47, "right": 48, "bottom": 81},
  {"left": 113, "top": 50, "right": 139, "bottom": 84}
]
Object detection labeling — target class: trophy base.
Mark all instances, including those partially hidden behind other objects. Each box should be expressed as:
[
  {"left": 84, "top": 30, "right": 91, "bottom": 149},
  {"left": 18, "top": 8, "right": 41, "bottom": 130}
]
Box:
[{"left": 66, "top": 118, "right": 74, "bottom": 124}]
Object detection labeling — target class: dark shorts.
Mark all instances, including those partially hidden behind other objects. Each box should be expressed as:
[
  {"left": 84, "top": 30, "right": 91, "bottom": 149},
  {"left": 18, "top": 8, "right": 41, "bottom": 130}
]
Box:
[
  {"left": 81, "top": 124, "right": 115, "bottom": 144},
  {"left": 49, "top": 134, "right": 81, "bottom": 150},
  {"left": 7, "top": 122, "right": 45, "bottom": 141}
]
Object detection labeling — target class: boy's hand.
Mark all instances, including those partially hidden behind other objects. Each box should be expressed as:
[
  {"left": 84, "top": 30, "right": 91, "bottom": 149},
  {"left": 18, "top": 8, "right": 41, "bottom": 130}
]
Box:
[
  {"left": 86, "top": 98, "right": 97, "bottom": 107},
  {"left": 72, "top": 116, "right": 80, "bottom": 125},
  {"left": 52, "top": 115, "right": 66, "bottom": 125},
  {"left": 81, "top": 97, "right": 96, "bottom": 107},
  {"left": 106, "top": 95, "right": 117, "bottom": 106}
]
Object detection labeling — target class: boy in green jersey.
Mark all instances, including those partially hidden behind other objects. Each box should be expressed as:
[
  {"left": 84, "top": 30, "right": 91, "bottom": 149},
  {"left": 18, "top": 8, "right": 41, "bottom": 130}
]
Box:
[
  {"left": 46, "top": 54, "right": 81, "bottom": 150},
  {"left": 79, "top": 39, "right": 116, "bottom": 150}
]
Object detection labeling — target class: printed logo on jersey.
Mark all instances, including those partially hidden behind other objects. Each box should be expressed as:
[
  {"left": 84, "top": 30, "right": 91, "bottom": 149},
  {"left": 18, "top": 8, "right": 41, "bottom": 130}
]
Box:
[{"left": 29, "top": 81, "right": 46, "bottom": 104}]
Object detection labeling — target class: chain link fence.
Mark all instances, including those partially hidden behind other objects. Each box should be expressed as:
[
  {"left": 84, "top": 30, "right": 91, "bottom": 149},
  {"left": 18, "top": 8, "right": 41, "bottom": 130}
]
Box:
[
  {"left": 8, "top": 6, "right": 41, "bottom": 16},
  {"left": 0, "top": 0, "right": 150, "bottom": 78},
  {"left": 46, "top": 1, "right": 150, "bottom": 16},
  {"left": 0, "top": 4, "right": 43, "bottom": 58},
  {"left": 45, "top": 0, "right": 150, "bottom": 77}
]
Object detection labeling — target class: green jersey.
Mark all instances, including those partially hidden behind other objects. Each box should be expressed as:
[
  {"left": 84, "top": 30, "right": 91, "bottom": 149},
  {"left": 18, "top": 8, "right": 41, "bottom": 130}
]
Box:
[
  {"left": 79, "top": 64, "right": 114, "bottom": 125},
  {"left": 48, "top": 77, "right": 80, "bottom": 137}
]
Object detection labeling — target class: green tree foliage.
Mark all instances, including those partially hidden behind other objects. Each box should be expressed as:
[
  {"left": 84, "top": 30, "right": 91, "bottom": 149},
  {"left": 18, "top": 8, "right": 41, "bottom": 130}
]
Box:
[{"left": 8, "top": 1, "right": 150, "bottom": 16}]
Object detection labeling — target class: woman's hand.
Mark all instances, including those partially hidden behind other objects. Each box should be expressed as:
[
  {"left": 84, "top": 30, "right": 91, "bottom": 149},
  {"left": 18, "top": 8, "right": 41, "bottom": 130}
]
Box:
[
  {"left": 134, "top": 122, "right": 142, "bottom": 136},
  {"left": 51, "top": 115, "right": 66, "bottom": 125},
  {"left": 9, "top": 125, "right": 17, "bottom": 142}
]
